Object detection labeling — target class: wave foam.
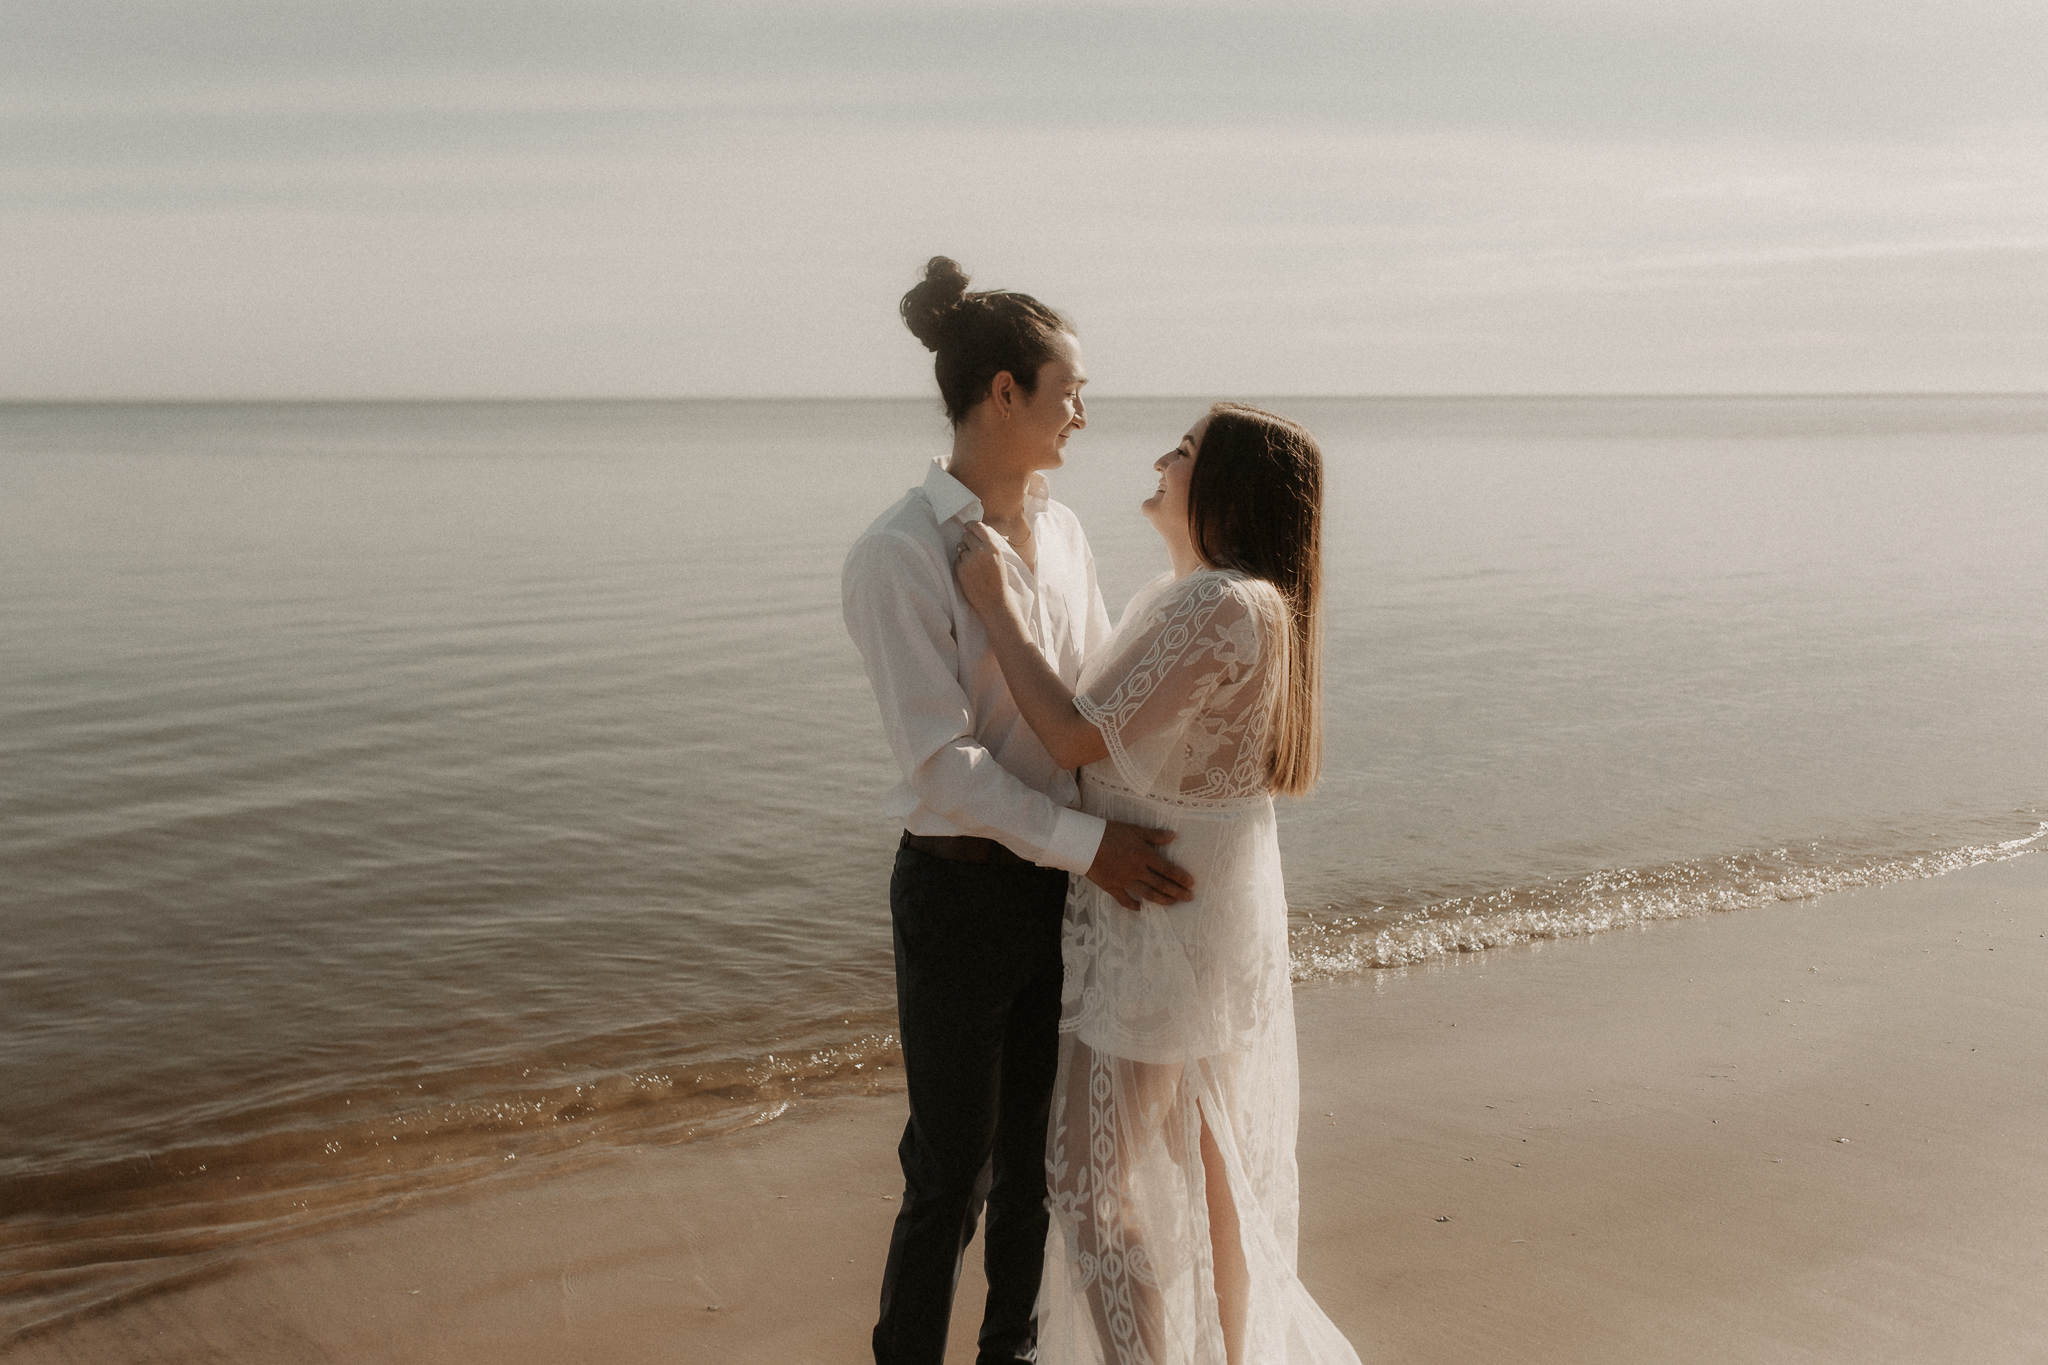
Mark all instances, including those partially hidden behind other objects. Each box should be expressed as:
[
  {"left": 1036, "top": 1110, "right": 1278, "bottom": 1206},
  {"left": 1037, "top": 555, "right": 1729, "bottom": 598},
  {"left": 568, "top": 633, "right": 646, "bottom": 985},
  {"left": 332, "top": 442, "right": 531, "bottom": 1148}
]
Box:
[{"left": 1291, "top": 822, "right": 2044, "bottom": 980}]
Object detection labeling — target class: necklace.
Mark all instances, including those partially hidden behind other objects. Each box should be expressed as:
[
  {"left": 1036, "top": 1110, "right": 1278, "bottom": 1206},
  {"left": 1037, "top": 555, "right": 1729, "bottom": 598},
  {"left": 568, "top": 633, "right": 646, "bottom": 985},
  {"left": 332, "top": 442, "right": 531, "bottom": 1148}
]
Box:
[{"left": 990, "top": 512, "right": 1032, "bottom": 545}]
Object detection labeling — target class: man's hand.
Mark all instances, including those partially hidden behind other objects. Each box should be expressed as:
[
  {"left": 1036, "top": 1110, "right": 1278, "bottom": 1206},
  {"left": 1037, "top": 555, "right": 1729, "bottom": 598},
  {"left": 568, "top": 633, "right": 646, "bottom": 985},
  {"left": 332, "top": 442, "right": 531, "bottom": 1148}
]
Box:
[{"left": 1085, "top": 820, "right": 1196, "bottom": 911}]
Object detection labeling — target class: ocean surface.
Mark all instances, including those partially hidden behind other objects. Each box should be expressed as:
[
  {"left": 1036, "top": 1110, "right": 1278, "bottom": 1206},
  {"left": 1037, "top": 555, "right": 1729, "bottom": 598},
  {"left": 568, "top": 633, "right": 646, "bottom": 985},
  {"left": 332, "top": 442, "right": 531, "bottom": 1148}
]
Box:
[{"left": 3, "top": 395, "right": 2044, "bottom": 1336}]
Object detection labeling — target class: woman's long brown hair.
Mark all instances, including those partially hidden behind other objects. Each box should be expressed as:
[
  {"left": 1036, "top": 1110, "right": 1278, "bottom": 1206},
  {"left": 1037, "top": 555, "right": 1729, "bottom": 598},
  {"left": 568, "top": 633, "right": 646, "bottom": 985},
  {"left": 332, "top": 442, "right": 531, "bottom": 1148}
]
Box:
[{"left": 1184, "top": 403, "right": 1324, "bottom": 796}]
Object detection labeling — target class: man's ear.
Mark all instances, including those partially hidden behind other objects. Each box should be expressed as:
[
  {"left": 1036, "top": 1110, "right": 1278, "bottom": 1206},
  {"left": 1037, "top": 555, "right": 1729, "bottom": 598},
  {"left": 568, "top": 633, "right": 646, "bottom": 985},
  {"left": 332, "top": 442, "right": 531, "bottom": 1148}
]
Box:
[{"left": 987, "top": 369, "right": 1018, "bottom": 418}]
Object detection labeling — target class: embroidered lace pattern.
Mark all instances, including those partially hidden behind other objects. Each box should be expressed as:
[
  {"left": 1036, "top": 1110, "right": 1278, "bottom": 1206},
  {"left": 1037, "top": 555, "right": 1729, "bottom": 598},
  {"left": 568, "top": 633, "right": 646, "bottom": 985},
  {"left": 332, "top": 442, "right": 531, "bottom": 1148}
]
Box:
[
  {"left": 1072, "top": 571, "right": 1286, "bottom": 807},
  {"left": 1036, "top": 569, "right": 1362, "bottom": 1364}
]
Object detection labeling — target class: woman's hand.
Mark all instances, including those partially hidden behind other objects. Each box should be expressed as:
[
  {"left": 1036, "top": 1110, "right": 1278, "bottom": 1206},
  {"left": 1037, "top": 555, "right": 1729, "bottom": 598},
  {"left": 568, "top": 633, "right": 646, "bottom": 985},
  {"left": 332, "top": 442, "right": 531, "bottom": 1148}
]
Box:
[
  {"left": 951, "top": 519, "right": 1113, "bottom": 769},
  {"left": 953, "top": 521, "right": 1012, "bottom": 619}
]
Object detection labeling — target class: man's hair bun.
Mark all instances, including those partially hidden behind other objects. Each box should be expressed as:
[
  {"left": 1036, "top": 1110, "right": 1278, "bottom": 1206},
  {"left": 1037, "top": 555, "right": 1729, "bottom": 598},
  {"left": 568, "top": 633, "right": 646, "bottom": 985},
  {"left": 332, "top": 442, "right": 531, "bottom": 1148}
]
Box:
[
  {"left": 898, "top": 255, "right": 1072, "bottom": 426},
  {"left": 900, "top": 256, "right": 972, "bottom": 352}
]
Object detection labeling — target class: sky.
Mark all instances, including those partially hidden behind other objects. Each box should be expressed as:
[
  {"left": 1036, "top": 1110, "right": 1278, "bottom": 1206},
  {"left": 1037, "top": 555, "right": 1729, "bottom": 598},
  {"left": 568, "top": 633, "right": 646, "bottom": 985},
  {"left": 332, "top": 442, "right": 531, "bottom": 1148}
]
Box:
[{"left": 4, "top": 0, "right": 2045, "bottom": 398}]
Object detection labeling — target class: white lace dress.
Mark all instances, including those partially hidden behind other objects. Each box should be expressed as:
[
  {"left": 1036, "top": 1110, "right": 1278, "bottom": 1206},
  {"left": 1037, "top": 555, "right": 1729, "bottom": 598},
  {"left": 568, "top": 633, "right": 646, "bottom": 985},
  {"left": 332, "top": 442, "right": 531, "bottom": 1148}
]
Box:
[{"left": 1037, "top": 569, "right": 1361, "bottom": 1364}]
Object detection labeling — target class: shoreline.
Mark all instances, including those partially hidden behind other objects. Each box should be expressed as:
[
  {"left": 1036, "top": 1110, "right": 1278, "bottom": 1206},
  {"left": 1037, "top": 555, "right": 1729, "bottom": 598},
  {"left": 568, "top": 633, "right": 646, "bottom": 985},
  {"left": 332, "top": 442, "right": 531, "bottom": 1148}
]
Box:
[{"left": 11, "top": 851, "right": 2046, "bottom": 1363}]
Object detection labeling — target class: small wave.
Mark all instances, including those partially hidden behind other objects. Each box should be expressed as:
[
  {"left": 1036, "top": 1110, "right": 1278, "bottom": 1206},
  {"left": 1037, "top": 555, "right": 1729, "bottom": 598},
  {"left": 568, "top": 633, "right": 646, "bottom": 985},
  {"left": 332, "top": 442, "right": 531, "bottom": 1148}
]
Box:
[
  {"left": 10, "top": 817, "right": 2040, "bottom": 1343},
  {"left": 0, "top": 1026, "right": 904, "bottom": 1343},
  {"left": 1290, "top": 820, "right": 2045, "bottom": 979}
]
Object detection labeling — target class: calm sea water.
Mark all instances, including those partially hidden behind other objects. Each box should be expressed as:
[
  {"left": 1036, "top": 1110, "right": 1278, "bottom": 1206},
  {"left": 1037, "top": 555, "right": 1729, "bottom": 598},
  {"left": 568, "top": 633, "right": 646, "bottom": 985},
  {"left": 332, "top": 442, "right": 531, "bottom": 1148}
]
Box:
[{"left": 3, "top": 395, "right": 2044, "bottom": 1334}]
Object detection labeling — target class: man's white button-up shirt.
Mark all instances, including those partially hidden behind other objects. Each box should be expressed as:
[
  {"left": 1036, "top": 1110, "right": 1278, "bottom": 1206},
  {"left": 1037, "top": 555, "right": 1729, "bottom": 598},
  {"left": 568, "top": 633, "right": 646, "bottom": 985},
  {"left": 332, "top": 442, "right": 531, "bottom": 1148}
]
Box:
[{"left": 842, "top": 458, "right": 1113, "bottom": 874}]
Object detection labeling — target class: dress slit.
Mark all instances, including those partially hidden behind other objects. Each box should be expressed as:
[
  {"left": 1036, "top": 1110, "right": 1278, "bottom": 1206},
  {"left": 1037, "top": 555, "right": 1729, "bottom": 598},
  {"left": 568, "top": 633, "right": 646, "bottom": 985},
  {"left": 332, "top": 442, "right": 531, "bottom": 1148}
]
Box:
[{"left": 1035, "top": 570, "right": 1361, "bottom": 1364}]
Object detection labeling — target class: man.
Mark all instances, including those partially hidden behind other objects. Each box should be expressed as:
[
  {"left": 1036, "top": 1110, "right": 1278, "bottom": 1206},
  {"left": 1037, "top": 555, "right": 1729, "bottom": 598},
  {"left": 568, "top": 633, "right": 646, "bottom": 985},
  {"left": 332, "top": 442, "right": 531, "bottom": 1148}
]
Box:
[{"left": 843, "top": 259, "right": 1194, "bottom": 1365}]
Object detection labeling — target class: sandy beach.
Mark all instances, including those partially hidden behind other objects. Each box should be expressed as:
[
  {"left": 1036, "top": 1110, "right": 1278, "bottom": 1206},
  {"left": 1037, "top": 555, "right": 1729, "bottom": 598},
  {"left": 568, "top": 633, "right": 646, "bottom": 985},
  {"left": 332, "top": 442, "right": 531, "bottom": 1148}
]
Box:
[{"left": 12, "top": 849, "right": 2046, "bottom": 1364}]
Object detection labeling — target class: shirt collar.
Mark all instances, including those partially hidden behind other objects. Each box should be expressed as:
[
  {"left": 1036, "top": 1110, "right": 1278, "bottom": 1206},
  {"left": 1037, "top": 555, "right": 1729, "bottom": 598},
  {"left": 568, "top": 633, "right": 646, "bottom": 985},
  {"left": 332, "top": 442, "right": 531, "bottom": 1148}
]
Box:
[{"left": 923, "top": 458, "right": 1052, "bottom": 527}]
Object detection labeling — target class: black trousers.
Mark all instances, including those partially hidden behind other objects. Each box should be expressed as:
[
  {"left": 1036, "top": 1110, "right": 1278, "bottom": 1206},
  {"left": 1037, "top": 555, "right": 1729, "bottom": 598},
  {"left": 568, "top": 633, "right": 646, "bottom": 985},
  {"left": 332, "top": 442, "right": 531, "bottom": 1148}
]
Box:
[{"left": 873, "top": 833, "right": 1068, "bottom": 1365}]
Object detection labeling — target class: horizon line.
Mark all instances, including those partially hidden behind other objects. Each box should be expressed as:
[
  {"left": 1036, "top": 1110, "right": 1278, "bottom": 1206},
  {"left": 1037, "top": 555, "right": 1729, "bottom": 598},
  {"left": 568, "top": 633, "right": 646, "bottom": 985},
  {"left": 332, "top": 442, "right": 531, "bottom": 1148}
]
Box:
[{"left": 5, "top": 390, "right": 2046, "bottom": 406}]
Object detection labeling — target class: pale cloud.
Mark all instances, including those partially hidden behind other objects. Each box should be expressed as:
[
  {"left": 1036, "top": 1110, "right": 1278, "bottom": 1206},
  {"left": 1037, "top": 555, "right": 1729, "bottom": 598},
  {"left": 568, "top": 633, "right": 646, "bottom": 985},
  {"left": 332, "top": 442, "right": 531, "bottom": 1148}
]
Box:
[{"left": 3, "top": 2, "right": 2044, "bottom": 397}]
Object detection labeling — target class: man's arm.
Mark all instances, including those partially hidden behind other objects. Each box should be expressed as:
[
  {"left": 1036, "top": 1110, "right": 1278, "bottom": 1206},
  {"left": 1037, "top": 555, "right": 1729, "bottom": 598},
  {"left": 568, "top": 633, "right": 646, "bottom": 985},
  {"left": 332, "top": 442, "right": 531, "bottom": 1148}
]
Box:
[
  {"left": 951, "top": 522, "right": 1196, "bottom": 910},
  {"left": 842, "top": 529, "right": 1104, "bottom": 873}
]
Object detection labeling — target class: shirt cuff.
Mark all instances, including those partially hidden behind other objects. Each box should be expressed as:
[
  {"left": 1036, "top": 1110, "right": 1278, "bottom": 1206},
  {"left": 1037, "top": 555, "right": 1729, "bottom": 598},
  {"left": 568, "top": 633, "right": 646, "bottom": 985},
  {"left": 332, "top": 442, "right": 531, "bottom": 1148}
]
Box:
[{"left": 1039, "top": 808, "right": 1107, "bottom": 876}]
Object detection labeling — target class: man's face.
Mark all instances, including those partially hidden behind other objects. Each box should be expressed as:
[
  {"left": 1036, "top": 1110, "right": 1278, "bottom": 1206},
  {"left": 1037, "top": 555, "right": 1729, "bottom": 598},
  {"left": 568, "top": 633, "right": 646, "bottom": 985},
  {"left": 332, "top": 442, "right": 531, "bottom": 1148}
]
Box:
[{"left": 1017, "top": 333, "right": 1088, "bottom": 470}]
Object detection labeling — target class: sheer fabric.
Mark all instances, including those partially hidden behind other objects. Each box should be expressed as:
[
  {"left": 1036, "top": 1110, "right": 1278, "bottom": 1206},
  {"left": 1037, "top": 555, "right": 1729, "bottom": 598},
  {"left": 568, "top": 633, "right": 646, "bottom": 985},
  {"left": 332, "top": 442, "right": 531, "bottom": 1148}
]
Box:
[{"left": 1037, "top": 570, "right": 1361, "bottom": 1364}]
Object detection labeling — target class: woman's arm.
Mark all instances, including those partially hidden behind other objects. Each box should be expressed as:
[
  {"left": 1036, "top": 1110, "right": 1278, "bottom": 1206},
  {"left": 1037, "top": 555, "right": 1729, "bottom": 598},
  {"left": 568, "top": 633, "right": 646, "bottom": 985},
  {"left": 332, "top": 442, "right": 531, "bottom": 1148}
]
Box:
[{"left": 954, "top": 522, "right": 1111, "bottom": 770}]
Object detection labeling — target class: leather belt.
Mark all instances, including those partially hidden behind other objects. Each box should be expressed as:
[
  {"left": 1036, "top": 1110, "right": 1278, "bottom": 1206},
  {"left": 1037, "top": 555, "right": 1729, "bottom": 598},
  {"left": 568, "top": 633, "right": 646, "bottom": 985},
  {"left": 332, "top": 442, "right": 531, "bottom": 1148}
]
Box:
[{"left": 903, "top": 832, "right": 1034, "bottom": 866}]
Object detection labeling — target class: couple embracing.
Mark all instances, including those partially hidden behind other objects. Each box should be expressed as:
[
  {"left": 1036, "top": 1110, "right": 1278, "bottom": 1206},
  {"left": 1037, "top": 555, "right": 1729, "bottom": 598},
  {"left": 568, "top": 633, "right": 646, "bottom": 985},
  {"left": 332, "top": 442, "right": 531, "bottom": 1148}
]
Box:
[{"left": 843, "top": 257, "right": 1360, "bottom": 1365}]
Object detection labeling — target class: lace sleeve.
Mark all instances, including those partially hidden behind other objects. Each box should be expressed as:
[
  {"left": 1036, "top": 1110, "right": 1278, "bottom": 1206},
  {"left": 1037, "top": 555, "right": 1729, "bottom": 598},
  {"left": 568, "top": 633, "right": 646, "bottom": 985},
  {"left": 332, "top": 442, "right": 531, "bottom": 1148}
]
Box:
[{"left": 1074, "top": 573, "right": 1275, "bottom": 800}]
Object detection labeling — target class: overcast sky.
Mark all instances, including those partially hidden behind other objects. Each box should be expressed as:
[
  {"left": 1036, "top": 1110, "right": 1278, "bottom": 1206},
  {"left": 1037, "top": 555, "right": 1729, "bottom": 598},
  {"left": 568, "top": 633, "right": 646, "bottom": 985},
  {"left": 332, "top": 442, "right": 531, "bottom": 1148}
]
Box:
[{"left": 4, "top": 0, "right": 2044, "bottom": 398}]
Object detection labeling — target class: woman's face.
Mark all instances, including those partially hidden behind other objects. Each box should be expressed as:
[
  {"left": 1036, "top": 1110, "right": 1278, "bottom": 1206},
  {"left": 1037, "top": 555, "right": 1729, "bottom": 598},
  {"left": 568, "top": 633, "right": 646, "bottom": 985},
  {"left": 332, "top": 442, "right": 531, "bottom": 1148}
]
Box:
[{"left": 1143, "top": 414, "right": 1207, "bottom": 532}]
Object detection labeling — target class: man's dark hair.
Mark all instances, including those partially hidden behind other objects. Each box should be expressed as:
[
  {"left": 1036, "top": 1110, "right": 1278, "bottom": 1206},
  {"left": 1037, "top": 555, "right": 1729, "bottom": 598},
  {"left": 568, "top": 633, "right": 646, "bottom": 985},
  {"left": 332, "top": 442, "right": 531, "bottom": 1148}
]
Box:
[{"left": 900, "top": 256, "right": 1073, "bottom": 426}]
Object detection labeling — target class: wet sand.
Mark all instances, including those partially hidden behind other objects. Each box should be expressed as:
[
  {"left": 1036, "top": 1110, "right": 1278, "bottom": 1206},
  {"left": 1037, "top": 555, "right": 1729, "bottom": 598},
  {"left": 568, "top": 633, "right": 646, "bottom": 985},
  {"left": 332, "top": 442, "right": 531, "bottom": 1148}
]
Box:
[{"left": 11, "top": 851, "right": 2046, "bottom": 1364}]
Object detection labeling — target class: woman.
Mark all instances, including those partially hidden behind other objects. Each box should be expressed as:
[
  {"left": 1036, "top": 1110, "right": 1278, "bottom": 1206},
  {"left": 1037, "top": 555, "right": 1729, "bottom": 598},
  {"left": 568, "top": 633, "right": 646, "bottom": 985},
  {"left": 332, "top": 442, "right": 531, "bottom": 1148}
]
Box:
[{"left": 955, "top": 404, "right": 1360, "bottom": 1364}]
